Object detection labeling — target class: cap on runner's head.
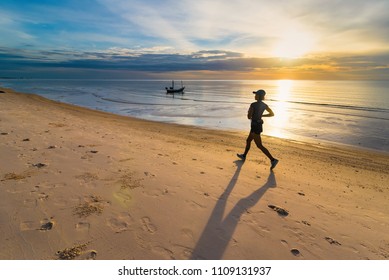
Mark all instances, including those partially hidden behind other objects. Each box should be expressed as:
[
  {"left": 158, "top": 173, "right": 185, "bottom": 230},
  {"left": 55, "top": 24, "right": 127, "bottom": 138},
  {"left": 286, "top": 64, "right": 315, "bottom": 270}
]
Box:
[{"left": 253, "top": 89, "right": 266, "bottom": 96}]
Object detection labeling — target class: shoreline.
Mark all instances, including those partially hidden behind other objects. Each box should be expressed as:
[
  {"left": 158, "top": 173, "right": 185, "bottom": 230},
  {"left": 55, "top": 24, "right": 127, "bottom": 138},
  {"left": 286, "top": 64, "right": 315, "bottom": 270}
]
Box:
[
  {"left": 1, "top": 87, "right": 388, "bottom": 260},
  {"left": 1, "top": 86, "right": 387, "bottom": 155}
]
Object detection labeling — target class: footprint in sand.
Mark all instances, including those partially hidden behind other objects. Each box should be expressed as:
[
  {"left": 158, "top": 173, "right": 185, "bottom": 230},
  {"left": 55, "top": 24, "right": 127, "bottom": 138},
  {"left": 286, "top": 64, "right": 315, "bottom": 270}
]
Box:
[
  {"left": 325, "top": 237, "right": 341, "bottom": 245},
  {"left": 75, "top": 172, "right": 99, "bottom": 183},
  {"left": 75, "top": 222, "right": 90, "bottom": 232},
  {"left": 175, "top": 245, "right": 193, "bottom": 259},
  {"left": 114, "top": 190, "right": 132, "bottom": 207},
  {"left": 39, "top": 220, "right": 54, "bottom": 231},
  {"left": 49, "top": 122, "right": 66, "bottom": 127},
  {"left": 268, "top": 205, "right": 289, "bottom": 217},
  {"left": 3, "top": 172, "right": 29, "bottom": 181},
  {"left": 38, "top": 192, "right": 49, "bottom": 201},
  {"left": 141, "top": 217, "right": 157, "bottom": 234},
  {"left": 32, "top": 163, "right": 47, "bottom": 168},
  {"left": 302, "top": 220, "right": 311, "bottom": 226},
  {"left": 107, "top": 215, "right": 133, "bottom": 233},
  {"left": 281, "top": 239, "right": 288, "bottom": 246},
  {"left": 23, "top": 198, "right": 37, "bottom": 208},
  {"left": 20, "top": 221, "right": 36, "bottom": 231},
  {"left": 152, "top": 246, "right": 174, "bottom": 259},
  {"left": 30, "top": 187, "right": 49, "bottom": 202},
  {"left": 249, "top": 221, "right": 270, "bottom": 235},
  {"left": 85, "top": 250, "right": 98, "bottom": 260},
  {"left": 281, "top": 240, "right": 301, "bottom": 257},
  {"left": 187, "top": 200, "right": 206, "bottom": 210},
  {"left": 291, "top": 248, "right": 301, "bottom": 256}
]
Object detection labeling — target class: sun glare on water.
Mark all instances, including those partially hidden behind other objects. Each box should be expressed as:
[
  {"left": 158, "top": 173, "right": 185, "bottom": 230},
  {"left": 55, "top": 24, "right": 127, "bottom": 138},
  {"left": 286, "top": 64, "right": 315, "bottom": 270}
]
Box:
[{"left": 267, "top": 80, "right": 293, "bottom": 138}]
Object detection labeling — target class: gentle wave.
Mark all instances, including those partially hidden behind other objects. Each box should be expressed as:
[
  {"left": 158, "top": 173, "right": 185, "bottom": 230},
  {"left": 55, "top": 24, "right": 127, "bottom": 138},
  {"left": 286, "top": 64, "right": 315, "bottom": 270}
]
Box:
[
  {"left": 270, "top": 99, "right": 389, "bottom": 114},
  {"left": 94, "top": 94, "right": 389, "bottom": 121},
  {"left": 99, "top": 96, "right": 191, "bottom": 106}
]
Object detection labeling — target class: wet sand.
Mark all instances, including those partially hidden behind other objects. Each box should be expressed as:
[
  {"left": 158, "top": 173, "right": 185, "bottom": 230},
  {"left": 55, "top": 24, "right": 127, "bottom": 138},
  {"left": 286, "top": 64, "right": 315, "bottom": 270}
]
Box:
[{"left": 1, "top": 88, "right": 388, "bottom": 260}]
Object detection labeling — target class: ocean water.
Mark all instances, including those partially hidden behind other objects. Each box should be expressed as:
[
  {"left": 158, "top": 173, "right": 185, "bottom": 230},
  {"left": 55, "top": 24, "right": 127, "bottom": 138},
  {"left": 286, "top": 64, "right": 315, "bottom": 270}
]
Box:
[{"left": 2, "top": 79, "right": 388, "bottom": 152}]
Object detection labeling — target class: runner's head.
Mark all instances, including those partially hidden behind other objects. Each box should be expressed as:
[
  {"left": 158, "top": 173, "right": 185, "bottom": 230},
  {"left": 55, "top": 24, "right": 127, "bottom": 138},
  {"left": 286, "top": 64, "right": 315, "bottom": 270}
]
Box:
[{"left": 253, "top": 89, "right": 266, "bottom": 100}]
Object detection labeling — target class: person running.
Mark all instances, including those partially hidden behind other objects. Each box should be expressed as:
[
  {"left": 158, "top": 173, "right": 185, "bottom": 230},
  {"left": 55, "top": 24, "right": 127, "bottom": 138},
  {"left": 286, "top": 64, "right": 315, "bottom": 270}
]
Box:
[{"left": 237, "top": 89, "right": 279, "bottom": 170}]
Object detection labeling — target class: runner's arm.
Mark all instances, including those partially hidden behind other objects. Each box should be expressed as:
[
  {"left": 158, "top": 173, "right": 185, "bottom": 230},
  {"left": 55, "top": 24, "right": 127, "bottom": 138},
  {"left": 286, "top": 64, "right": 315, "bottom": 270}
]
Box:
[
  {"left": 247, "top": 105, "right": 253, "bottom": 119},
  {"left": 262, "top": 106, "right": 274, "bottom": 117}
]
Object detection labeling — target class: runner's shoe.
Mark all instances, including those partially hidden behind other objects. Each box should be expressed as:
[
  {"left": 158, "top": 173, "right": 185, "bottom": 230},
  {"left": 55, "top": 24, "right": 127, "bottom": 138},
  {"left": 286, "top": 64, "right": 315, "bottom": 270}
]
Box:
[
  {"left": 270, "top": 159, "right": 279, "bottom": 170},
  {"left": 237, "top": 154, "right": 246, "bottom": 160}
]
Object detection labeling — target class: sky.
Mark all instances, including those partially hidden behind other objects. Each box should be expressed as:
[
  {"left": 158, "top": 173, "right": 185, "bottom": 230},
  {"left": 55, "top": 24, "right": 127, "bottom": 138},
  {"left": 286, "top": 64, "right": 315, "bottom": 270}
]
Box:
[{"left": 1, "top": 0, "right": 389, "bottom": 80}]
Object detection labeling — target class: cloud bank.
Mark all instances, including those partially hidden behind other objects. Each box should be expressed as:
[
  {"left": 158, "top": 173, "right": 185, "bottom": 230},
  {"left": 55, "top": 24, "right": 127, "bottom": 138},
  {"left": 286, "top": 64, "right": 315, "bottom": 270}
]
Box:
[{"left": 0, "top": 0, "right": 389, "bottom": 79}]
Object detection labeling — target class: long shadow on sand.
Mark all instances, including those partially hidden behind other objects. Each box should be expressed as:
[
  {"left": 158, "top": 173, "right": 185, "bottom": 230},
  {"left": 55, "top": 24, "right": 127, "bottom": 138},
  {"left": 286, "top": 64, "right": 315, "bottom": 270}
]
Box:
[{"left": 190, "top": 160, "right": 277, "bottom": 259}]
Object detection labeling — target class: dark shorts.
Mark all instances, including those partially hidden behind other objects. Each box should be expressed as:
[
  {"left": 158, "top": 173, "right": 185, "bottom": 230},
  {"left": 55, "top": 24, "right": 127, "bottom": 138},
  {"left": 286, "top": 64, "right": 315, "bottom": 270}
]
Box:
[{"left": 250, "top": 120, "right": 263, "bottom": 134}]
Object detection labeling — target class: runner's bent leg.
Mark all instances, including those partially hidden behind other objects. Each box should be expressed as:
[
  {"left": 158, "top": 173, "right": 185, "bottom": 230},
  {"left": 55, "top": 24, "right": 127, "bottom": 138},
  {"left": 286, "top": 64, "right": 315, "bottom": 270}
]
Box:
[{"left": 253, "top": 134, "right": 275, "bottom": 161}]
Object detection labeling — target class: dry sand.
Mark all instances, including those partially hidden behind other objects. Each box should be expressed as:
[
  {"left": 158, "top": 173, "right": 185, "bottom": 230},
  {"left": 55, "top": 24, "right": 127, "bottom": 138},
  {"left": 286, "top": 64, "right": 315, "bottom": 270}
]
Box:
[{"left": 1, "top": 88, "right": 388, "bottom": 260}]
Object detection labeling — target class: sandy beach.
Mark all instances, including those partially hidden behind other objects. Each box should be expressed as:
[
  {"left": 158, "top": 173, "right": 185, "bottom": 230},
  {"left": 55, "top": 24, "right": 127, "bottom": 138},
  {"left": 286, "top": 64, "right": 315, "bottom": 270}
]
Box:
[{"left": 1, "top": 87, "right": 388, "bottom": 260}]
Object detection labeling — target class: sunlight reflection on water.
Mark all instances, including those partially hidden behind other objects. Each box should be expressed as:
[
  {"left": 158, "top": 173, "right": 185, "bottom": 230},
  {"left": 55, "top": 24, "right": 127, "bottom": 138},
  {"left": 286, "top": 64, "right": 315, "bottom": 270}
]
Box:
[{"left": 266, "top": 80, "right": 293, "bottom": 139}]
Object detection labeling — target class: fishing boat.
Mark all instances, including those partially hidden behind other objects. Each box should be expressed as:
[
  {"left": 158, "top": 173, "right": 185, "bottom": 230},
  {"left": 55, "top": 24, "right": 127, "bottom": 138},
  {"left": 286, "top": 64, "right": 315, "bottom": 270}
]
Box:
[{"left": 165, "top": 80, "right": 185, "bottom": 94}]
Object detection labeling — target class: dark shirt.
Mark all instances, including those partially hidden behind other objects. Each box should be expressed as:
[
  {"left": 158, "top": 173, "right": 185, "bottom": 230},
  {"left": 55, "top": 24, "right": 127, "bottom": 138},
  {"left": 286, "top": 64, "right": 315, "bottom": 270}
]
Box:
[{"left": 248, "top": 101, "right": 268, "bottom": 121}]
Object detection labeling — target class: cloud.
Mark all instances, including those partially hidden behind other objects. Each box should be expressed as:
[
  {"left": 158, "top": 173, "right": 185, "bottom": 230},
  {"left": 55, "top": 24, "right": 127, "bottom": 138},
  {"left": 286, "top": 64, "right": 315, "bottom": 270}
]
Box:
[
  {"left": 1, "top": 0, "right": 389, "bottom": 79},
  {"left": 94, "top": 0, "right": 389, "bottom": 57},
  {"left": 0, "top": 47, "right": 244, "bottom": 75},
  {"left": 1, "top": 46, "right": 388, "bottom": 79},
  {"left": 2, "top": 0, "right": 389, "bottom": 55}
]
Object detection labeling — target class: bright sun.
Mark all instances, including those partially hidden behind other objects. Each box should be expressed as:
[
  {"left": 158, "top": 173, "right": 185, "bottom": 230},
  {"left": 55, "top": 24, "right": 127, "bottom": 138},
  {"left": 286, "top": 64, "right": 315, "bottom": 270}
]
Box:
[{"left": 273, "top": 31, "right": 314, "bottom": 58}]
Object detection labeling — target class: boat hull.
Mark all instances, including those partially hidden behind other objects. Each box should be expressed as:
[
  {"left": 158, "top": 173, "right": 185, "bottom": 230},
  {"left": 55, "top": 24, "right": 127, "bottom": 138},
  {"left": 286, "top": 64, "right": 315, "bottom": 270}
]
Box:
[{"left": 166, "top": 86, "right": 185, "bottom": 94}]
